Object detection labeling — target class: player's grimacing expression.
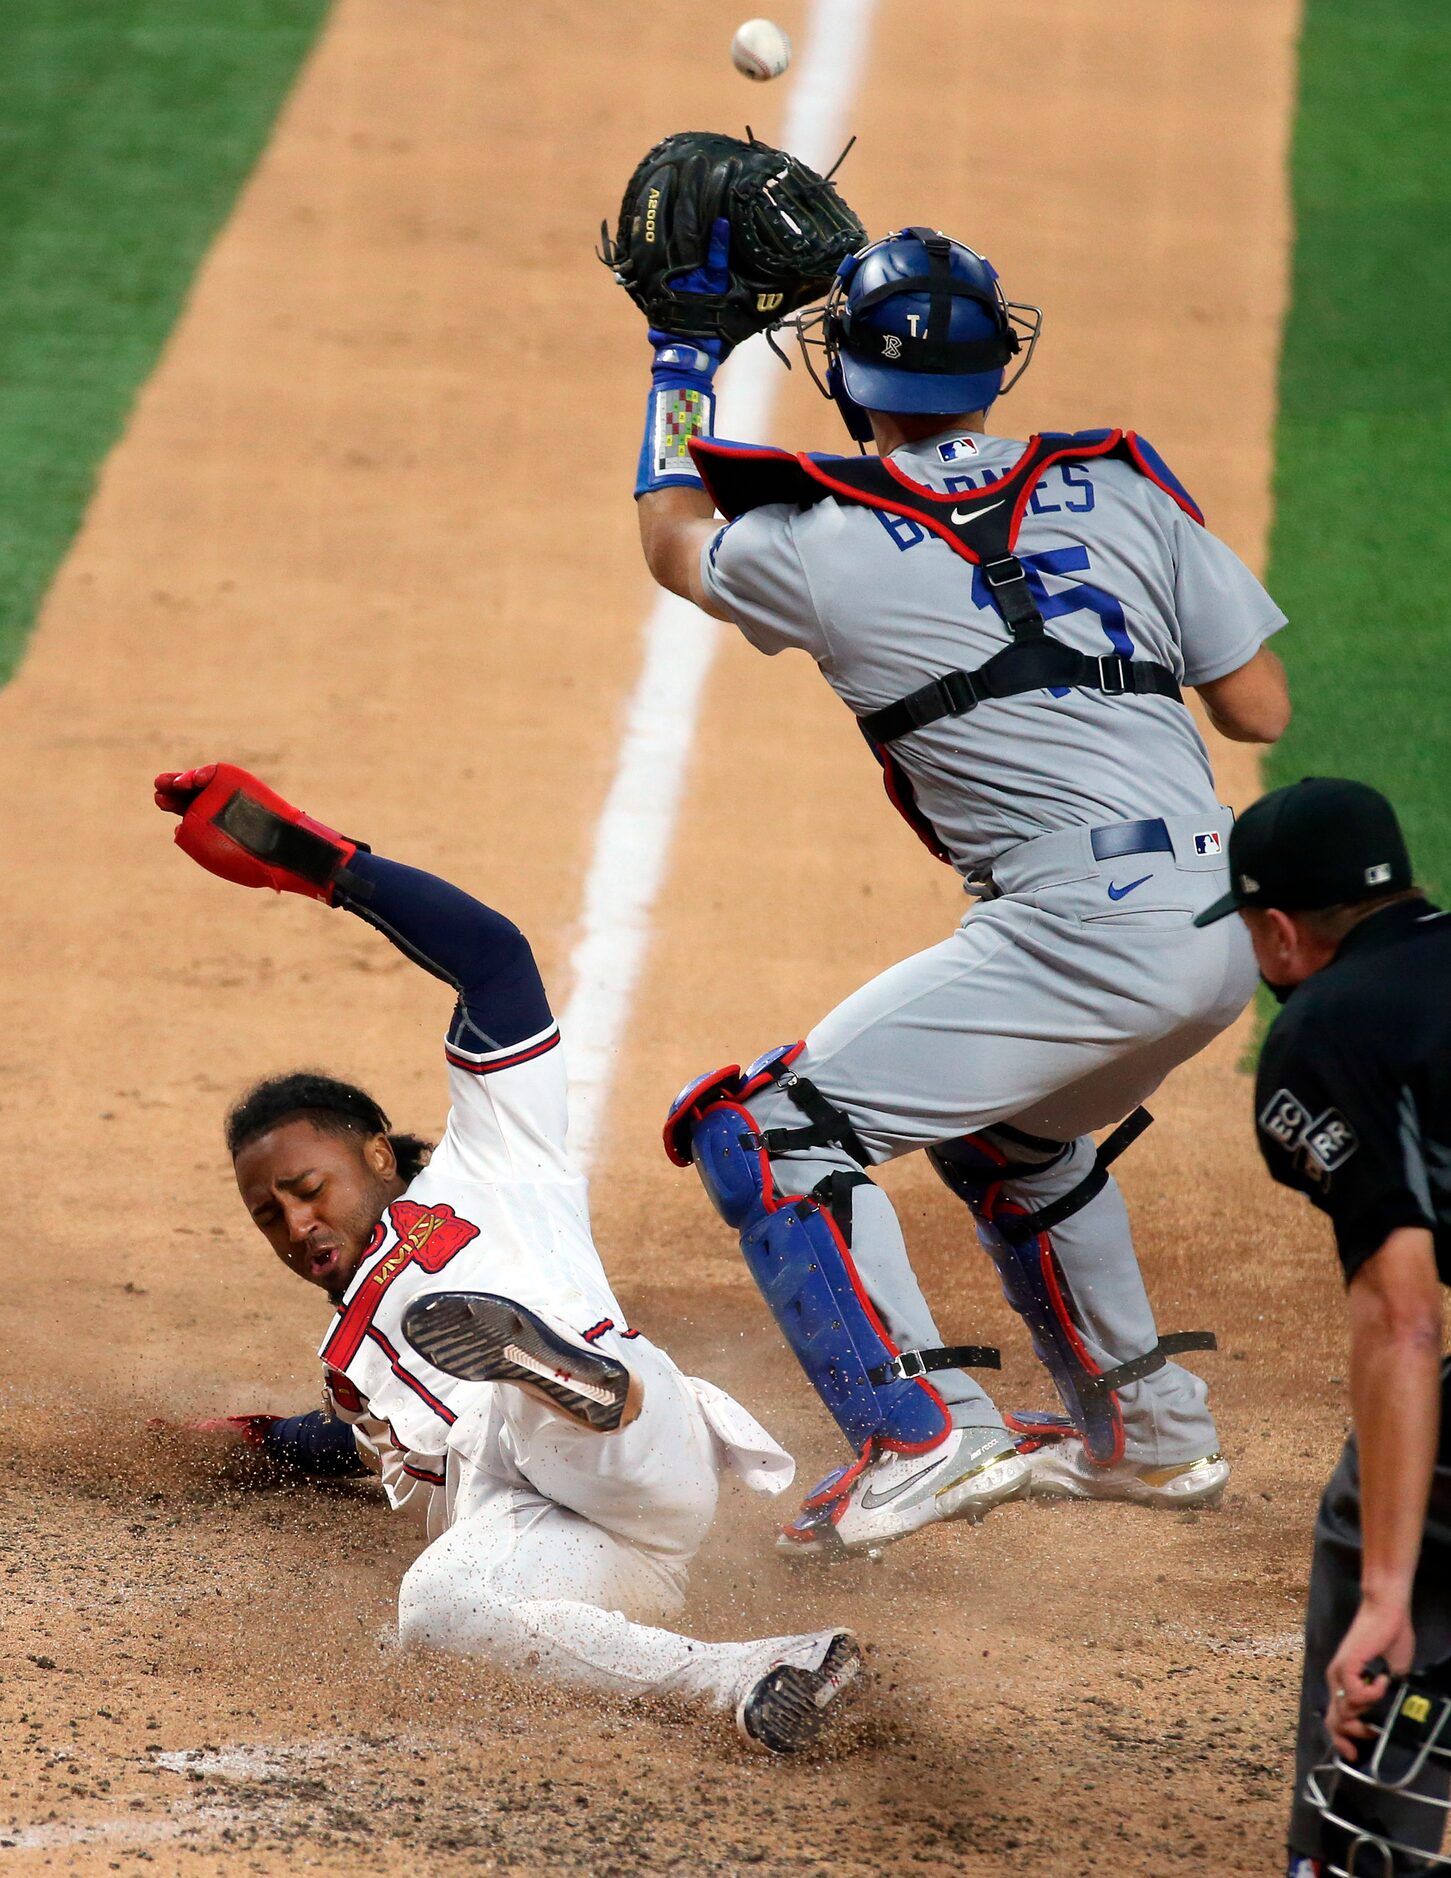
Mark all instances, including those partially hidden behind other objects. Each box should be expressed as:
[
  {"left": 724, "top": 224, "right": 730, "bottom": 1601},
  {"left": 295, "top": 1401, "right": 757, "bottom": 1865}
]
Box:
[{"left": 234, "top": 1118, "right": 405, "bottom": 1300}]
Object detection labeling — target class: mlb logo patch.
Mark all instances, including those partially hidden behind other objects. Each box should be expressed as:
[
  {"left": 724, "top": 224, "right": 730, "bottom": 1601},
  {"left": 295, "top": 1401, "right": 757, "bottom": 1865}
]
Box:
[
  {"left": 936, "top": 436, "right": 979, "bottom": 464},
  {"left": 1193, "top": 830, "right": 1223, "bottom": 856}
]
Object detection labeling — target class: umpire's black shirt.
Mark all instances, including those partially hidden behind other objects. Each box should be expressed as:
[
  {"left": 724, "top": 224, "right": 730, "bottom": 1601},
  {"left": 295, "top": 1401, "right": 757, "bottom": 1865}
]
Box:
[{"left": 1255, "top": 898, "right": 1451, "bottom": 1286}]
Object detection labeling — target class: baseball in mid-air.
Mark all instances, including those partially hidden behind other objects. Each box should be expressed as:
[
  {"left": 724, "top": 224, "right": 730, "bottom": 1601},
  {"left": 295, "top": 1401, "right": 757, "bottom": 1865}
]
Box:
[{"left": 731, "top": 18, "right": 792, "bottom": 81}]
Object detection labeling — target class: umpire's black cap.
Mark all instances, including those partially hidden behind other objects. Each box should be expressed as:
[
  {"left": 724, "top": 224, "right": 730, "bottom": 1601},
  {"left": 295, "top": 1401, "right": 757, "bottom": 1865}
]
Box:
[{"left": 1193, "top": 777, "right": 1413, "bottom": 927}]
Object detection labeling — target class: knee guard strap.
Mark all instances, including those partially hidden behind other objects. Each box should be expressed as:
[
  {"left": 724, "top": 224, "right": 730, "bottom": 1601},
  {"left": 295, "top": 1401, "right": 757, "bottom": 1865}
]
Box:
[
  {"left": 929, "top": 1110, "right": 1214, "bottom": 1464},
  {"left": 665, "top": 1056, "right": 979, "bottom": 1455}
]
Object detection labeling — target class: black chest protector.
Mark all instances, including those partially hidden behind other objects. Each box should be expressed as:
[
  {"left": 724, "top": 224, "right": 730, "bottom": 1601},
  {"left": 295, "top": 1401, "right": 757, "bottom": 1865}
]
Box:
[{"left": 692, "top": 427, "right": 1199, "bottom": 863}]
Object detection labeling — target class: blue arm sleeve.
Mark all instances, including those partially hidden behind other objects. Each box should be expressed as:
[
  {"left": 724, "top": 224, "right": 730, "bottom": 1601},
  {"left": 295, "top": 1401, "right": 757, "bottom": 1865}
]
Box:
[
  {"left": 336, "top": 850, "right": 554, "bottom": 1054},
  {"left": 260, "top": 1410, "right": 368, "bottom": 1477}
]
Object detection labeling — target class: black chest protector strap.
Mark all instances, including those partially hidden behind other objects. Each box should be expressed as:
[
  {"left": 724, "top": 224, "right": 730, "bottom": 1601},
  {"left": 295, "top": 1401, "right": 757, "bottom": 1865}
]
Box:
[{"left": 788, "top": 432, "right": 1184, "bottom": 744}]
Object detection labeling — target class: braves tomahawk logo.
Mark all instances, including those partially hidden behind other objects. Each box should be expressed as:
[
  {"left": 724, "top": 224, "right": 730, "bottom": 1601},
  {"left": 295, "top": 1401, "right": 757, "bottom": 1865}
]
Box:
[
  {"left": 381, "top": 1199, "right": 479, "bottom": 1276},
  {"left": 322, "top": 1200, "right": 481, "bottom": 1370}
]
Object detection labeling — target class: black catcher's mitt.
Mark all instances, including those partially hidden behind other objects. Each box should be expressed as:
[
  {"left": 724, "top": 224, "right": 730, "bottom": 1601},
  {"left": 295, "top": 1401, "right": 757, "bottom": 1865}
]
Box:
[{"left": 599, "top": 130, "right": 864, "bottom": 351}]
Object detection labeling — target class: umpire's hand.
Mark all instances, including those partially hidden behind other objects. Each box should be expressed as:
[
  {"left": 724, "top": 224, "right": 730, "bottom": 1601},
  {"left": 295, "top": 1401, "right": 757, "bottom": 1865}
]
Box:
[{"left": 1326, "top": 1602, "right": 1412, "bottom": 1759}]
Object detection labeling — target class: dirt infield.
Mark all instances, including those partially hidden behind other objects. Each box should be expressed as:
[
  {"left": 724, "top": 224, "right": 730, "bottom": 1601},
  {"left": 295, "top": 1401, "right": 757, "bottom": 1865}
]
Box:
[{"left": 0, "top": 1, "right": 1328, "bottom": 1871}]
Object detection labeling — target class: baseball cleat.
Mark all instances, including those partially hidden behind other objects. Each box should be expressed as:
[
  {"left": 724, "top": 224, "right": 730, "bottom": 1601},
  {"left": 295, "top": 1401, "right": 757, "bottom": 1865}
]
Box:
[
  {"left": 1023, "top": 1434, "right": 1230, "bottom": 1507},
  {"left": 777, "top": 1425, "right": 1031, "bottom": 1561},
  {"left": 735, "top": 1629, "right": 863, "bottom": 1754},
  {"left": 401, "top": 1292, "right": 643, "bottom": 1433}
]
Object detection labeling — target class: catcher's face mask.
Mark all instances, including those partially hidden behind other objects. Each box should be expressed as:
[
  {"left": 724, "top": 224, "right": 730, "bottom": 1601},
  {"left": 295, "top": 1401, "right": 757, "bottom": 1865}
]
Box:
[
  {"left": 790, "top": 228, "right": 1041, "bottom": 442},
  {"left": 1305, "top": 1660, "right": 1451, "bottom": 1875}
]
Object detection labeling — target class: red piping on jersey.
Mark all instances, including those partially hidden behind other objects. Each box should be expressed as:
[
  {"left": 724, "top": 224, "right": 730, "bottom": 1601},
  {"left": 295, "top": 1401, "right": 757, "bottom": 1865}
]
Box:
[
  {"left": 323, "top": 1364, "right": 367, "bottom": 1416},
  {"left": 798, "top": 431, "right": 1127, "bottom": 565},
  {"left": 1122, "top": 435, "right": 1205, "bottom": 525},
  {"left": 691, "top": 430, "right": 1204, "bottom": 530},
  {"left": 446, "top": 1028, "right": 561, "bottom": 1076},
  {"left": 321, "top": 1205, "right": 479, "bottom": 1370},
  {"left": 402, "top": 1461, "right": 446, "bottom": 1487},
  {"left": 365, "top": 1326, "right": 457, "bottom": 1426}
]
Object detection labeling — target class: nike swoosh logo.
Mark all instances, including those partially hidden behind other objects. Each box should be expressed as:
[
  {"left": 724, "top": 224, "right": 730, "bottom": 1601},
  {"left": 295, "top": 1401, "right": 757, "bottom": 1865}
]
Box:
[
  {"left": 949, "top": 499, "right": 1004, "bottom": 525},
  {"left": 1107, "top": 874, "right": 1153, "bottom": 901},
  {"left": 858, "top": 1450, "right": 955, "bottom": 1510}
]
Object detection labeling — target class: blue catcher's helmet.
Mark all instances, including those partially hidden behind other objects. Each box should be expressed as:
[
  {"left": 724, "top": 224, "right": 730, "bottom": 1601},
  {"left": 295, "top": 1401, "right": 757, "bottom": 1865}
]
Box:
[{"left": 802, "top": 227, "right": 1041, "bottom": 443}]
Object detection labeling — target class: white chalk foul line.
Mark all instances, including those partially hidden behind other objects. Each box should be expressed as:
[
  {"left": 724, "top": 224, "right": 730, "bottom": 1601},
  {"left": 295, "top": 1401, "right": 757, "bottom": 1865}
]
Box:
[
  {"left": 562, "top": 0, "right": 879, "bottom": 1165},
  {"left": 0, "top": 1739, "right": 348, "bottom": 1855}
]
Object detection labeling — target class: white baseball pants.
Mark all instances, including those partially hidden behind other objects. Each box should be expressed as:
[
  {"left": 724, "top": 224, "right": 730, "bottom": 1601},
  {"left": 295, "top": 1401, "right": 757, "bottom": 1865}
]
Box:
[{"left": 396, "top": 1335, "right": 793, "bottom": 1706}]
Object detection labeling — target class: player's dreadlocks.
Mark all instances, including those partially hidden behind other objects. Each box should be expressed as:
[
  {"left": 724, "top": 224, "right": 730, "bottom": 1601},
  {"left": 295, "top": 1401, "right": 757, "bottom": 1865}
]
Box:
[{"left": 225, "top": 1071, "right": 433, "bottom": 1183}]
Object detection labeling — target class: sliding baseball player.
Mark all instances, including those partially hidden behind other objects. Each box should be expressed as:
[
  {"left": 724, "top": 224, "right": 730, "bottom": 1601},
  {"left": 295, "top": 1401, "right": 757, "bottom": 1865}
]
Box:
[{"left": 154, "top": 762, "right": 861, "bottom": 1752}]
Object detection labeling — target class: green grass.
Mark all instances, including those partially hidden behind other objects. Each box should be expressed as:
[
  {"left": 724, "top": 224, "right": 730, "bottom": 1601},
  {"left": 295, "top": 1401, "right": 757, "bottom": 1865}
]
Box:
[
  {"left": 1264, "top": 0, "right": 1451, "bottom": 902},
  {"left": 0, "top": 0, "right": 331, "bottom": 683}
]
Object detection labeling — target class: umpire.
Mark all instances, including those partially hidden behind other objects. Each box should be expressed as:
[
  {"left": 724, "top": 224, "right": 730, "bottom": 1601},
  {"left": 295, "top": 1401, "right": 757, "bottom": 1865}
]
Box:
[{"left": 1196, "top": 777, "right": 1451, "bottom": 1875}]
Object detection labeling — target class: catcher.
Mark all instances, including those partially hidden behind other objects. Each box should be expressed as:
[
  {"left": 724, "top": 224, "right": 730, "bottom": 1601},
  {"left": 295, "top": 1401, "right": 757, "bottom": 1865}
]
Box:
[
  {"left": 153, "top": 762, "right": 862, "bottom": 1753},
  {"left": 602, "top": 134, "right": 1289, "bottom": 1557}
]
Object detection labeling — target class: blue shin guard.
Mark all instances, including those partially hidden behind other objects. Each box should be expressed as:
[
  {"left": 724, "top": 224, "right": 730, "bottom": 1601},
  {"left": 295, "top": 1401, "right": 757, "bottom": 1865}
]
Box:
[
  {"left": 927, "top": 1129, "right": 1129, "bottom": 1463},
  {"left": 665, "top": 1061, "right": 953, "bottom": 1455}
]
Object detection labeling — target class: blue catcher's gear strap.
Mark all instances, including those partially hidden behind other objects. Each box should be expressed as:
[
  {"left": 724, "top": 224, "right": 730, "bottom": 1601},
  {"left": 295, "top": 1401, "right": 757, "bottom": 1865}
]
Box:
[
  {"left": 636, "top": 333, "right": 721, "bottom": 496},
  {"left": 928, "top": 1108, "right": 1216, "bottom": 1463},
  {"left": 836, "top": 227, "right": 1019, "bottom": 381},
  {"left": 825, "top": 358, "right": 875, "bottom": 445}
]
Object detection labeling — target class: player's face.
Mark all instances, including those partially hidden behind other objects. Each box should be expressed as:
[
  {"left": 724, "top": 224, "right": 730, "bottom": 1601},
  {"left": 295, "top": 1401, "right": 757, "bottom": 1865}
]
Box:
[{"left": 234, "top": 1120, "right": 401, "bottom": 1300}]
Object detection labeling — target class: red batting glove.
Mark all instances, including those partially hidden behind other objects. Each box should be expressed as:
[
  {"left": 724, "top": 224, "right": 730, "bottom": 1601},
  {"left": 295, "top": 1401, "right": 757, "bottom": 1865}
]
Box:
[{"left": 153, "top": 762, "right": 366, "bottom": 904}]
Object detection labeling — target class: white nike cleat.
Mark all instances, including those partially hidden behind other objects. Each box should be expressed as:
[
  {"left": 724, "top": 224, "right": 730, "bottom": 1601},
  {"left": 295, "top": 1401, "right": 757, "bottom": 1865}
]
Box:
[
  {"left": 401, "top": 1292, "right": 643, "bottom": 1433},
  {"left": 1024, "top": 1435, "right": 1230, "bottom": 1508},
  {"left": 734, "top": 1629, "right": 863, "bottom": 1754},
  {"left": 777, "top": 1426, "right": 1031, "bottom": 1561}
]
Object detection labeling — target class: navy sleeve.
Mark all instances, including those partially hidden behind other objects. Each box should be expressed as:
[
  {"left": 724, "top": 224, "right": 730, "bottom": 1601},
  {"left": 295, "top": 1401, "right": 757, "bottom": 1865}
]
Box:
[
  {"left": 260, "top": 1410, "right": 368, "bottom": 1477},
  {"left": 336, "top": 851, "right": 554, "bottom": 1056}
]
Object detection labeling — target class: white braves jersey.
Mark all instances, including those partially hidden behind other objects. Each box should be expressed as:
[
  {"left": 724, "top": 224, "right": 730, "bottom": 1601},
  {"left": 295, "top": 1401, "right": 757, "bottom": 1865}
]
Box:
[
  {"left": 317, "top": 1021, "right": 648, "bottom": 1511},
  {"left": 701, "top": 428, "right": 1286, "bottom": 878}
]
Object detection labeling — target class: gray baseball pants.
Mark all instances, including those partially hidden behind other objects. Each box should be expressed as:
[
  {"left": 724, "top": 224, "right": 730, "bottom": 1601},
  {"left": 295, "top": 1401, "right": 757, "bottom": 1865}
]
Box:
[{"left": 742, "top": 808, "right": 1253, "bottom": 1465}]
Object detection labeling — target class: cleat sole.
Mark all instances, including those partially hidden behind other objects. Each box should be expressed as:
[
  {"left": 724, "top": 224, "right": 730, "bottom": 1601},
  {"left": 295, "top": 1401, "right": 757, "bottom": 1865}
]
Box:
[
  {"left": 741, "top": 1635, "right": 863, "bottom": 1753},
  {"left": 402, "top": 1292, "right": 642, "bottom": 1433}
]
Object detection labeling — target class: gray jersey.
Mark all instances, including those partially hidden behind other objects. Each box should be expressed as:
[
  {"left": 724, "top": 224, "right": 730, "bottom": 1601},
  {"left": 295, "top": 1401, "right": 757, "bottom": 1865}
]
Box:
[{"left": 700, "top": 428, "right": 1285, "bottom": 877}]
